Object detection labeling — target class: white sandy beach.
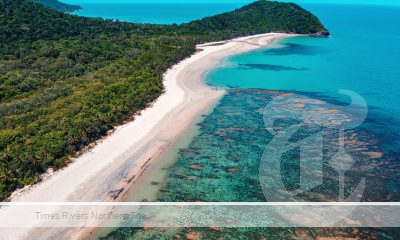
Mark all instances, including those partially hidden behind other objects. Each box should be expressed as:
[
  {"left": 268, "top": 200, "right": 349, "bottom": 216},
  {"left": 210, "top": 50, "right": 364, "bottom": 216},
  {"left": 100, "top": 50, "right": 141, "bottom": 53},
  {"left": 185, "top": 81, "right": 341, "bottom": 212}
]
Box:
[{"left": 0, "top": 33, "right": 295, "bottom": 239}]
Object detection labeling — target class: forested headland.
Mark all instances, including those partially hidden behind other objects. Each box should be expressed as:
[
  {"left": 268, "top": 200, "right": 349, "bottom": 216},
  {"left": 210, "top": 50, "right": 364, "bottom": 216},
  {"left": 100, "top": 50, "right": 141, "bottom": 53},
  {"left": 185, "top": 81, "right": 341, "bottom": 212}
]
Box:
[{"left": 0, "top": 0, "right": 328, "bottom": 200}]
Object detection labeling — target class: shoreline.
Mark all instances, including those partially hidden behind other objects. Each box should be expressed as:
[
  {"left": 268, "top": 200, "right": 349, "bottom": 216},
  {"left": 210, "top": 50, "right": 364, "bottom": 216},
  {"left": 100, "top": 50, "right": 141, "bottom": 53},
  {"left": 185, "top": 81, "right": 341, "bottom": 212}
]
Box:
[
  {"left": 118, "top": 33, "right": 299, "bottom": 203},
  {"left": 0, "top": 33, "right": 297, "bottom": 239}
]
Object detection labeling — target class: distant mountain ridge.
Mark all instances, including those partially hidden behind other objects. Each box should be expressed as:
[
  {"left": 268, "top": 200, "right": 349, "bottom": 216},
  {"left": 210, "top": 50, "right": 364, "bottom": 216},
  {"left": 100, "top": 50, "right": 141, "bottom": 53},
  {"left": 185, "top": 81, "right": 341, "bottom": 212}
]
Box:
[{"left": 31, "top": 0, "right": 81, "bottom": 12}]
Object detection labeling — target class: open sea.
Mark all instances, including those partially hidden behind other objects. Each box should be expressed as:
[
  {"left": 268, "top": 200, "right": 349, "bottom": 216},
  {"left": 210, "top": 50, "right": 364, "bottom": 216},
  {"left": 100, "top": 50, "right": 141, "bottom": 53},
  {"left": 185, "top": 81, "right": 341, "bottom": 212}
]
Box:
[{"left": 65, "top": 1, "right": 400, "bottom": 239}]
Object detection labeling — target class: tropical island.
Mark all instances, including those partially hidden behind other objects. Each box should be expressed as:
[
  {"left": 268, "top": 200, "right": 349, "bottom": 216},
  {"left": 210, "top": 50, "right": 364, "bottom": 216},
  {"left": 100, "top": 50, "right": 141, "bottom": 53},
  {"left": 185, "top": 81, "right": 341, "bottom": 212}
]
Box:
[{"left": 0, "top": 0, "right": 328, "bottom": 202}]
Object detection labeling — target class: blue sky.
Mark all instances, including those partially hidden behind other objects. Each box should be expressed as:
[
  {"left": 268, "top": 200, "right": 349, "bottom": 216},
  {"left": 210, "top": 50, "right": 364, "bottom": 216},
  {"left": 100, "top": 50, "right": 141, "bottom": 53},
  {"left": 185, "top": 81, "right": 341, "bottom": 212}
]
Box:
[{"left": 62, "top": 0, "right": 400, "bottom": 6}]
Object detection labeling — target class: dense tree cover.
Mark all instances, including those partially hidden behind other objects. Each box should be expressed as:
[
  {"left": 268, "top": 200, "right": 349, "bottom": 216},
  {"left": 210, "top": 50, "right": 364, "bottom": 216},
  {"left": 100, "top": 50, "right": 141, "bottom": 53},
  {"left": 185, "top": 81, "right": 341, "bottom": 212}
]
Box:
[
  {"left": 31, "top": 0, "right": 81, "bottom": 12},
  {"left": 183, "top": 0, "right": 329, "bottom": 40},
  {"left": 0, "top": 0, "right": 328, "bottom": 200}
]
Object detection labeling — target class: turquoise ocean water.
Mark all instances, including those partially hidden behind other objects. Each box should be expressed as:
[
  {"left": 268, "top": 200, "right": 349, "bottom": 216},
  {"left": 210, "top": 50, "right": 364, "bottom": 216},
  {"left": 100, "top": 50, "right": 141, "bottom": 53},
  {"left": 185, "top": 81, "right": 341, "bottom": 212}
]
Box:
[
  {"left": 208, "top": 4, "right": 400, "bottom": 149},
  {"left": 204, "top": 4, "right": 400, "bottom": 199},
  {"left": 68, "top": 2, "right": 400, "bottom": 239}
]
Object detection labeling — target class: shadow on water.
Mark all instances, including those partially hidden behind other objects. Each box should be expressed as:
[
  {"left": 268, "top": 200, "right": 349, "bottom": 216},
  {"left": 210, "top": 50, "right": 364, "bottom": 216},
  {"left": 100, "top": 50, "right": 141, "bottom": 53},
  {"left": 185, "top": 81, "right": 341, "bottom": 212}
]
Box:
[
  {"left": 261, "top": 43, "right": 330, "bottom": 56},
  {"left": 237, "top": 63, "right": 308, "bottom": 71}
]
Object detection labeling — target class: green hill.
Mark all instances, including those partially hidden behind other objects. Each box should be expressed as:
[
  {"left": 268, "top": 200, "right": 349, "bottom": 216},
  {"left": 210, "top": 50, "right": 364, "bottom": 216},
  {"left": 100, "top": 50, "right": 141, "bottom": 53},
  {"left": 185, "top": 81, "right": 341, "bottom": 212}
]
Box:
[
  {"left": 185, "top": 0, "right": 329, "bottom": 37},
  {"left": 0, "top": 0, "right": 328, "bottom": 200},
  {"left": 31, "top": 0, "right": 81, "bottom": 12}
]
